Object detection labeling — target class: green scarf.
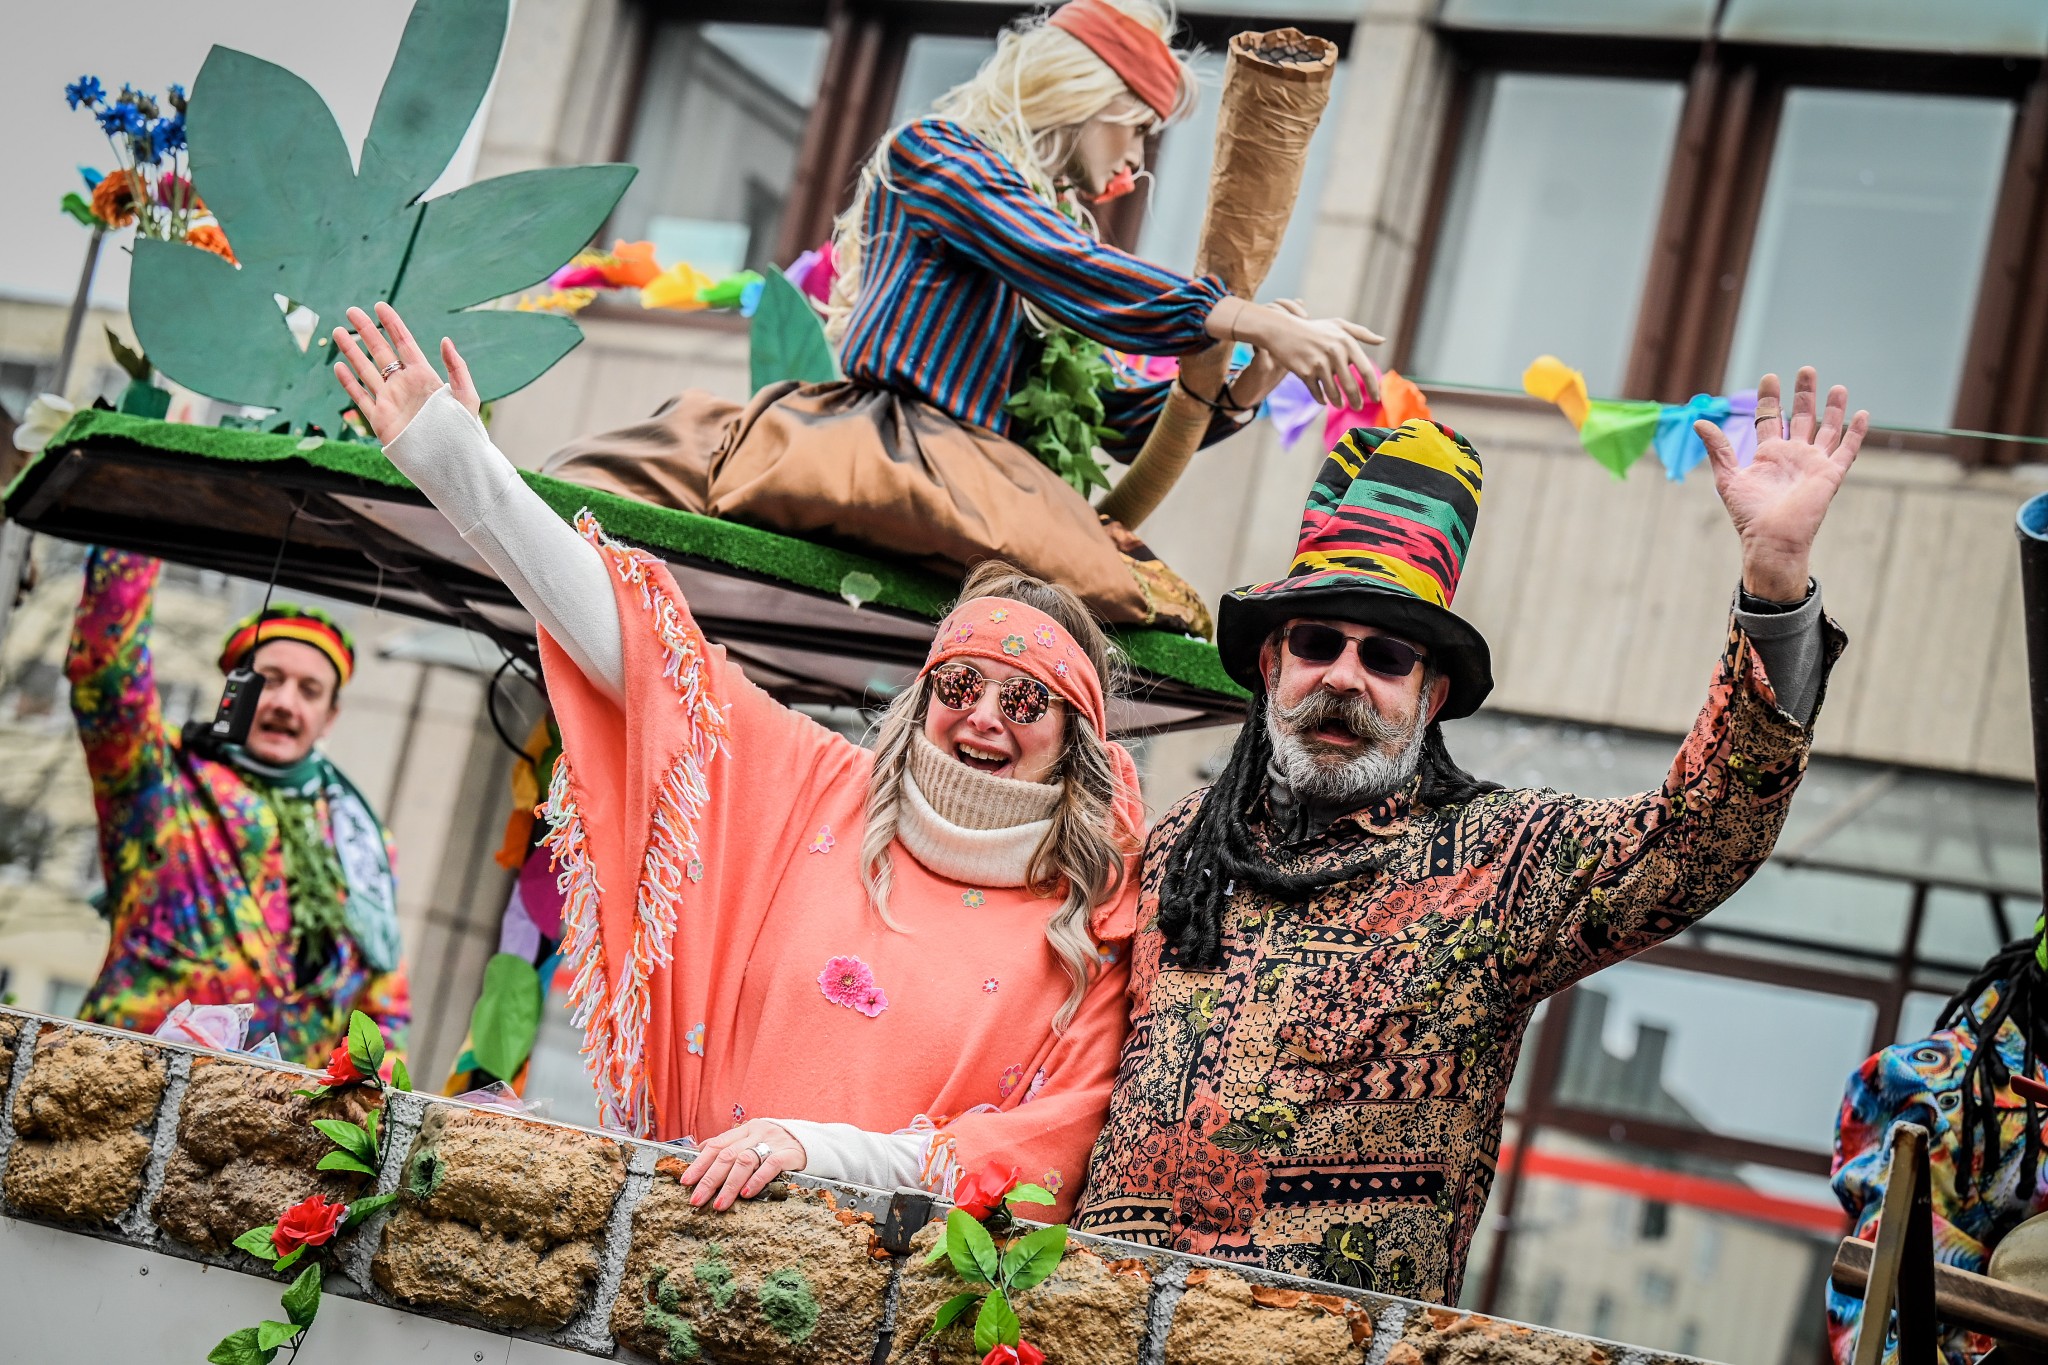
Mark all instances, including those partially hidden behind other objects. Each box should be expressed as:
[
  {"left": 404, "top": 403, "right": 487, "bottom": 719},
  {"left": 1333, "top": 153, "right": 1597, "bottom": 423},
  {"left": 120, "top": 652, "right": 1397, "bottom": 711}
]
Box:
[{"left": 223, "top": 747, "right": 402, "bottom": 977}]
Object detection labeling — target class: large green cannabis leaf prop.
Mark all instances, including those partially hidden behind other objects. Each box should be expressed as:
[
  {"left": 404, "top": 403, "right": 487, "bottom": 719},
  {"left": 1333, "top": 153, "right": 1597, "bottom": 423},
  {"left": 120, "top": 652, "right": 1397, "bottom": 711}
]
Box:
[{"left": 130, "top": 0, "right": 635, "bottom": 433}]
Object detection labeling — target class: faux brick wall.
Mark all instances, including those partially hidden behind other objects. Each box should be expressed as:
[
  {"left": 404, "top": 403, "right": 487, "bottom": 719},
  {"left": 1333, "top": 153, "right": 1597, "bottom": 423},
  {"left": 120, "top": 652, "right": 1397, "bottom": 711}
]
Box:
[{"left": 0, "top": 1007, "right": 1717, "bottom": 1364}]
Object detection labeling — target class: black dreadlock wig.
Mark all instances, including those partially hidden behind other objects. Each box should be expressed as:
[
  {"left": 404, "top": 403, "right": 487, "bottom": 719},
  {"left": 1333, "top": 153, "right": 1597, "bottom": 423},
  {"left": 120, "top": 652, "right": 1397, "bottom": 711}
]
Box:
[
  {"left": 1933, "top": 933, "right": 2048, "bottom": 1197},
  {"left": 1155, "top": 688, "right": 1500, "bottom": 967}
]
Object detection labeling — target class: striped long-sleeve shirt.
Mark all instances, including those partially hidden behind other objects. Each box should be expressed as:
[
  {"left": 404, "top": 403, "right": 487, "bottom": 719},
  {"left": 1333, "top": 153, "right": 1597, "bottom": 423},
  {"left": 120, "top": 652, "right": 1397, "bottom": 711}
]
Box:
[{"left": 840, "top": 118, "right": 1233, "bottom": 459}]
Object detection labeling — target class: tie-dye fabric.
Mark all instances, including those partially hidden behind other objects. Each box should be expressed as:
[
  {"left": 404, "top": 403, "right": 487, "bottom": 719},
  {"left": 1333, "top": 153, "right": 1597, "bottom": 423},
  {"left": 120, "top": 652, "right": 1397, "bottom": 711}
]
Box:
[
  {"left": 65, "top": 548, "right": 410, "bottom": 1066},
  {"left": 1827, "top": 983, "right": 2048, "bottom": 1365}
]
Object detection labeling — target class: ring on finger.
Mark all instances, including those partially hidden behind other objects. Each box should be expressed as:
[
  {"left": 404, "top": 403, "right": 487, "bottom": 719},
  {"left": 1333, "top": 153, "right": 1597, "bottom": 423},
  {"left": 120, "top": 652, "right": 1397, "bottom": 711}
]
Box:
[
  {"left": 1752, "top": 402, "right": 1782, "bottom": 431},
  {"left": 380, "top": 360, "right": 404, "bottom": 378},
  {"left": 751, "top": 1141, "right": 774, "bottom": 1162}
]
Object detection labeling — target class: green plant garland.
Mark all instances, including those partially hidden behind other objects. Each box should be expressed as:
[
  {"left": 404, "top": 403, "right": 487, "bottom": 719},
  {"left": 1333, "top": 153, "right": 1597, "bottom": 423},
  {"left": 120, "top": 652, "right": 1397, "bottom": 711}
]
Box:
[{"left": 1005, "top": 325, "right": 1121, "bottom": 497}]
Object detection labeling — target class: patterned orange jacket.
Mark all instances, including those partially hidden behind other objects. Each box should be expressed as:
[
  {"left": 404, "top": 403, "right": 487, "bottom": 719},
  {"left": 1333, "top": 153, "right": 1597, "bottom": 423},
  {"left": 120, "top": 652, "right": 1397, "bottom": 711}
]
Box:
[{"left": 1075, "top": 612, "right": 1843, "bottom": 1302}]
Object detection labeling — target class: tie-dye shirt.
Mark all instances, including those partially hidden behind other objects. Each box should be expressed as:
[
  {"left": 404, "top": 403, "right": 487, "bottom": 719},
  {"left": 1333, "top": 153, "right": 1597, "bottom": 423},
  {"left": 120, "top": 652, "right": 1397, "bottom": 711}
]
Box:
[
  {"left": 66, "top": 548, "right": 409, "bottom": 1065},
  {"left": 1828, "top": 983, "right": 2048, "bottom": 1364}
]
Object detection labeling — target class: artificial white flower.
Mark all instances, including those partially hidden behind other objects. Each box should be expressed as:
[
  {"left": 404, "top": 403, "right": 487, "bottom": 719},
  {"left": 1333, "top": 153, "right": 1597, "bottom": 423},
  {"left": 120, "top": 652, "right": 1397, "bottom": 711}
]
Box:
[{"left": 12, "top": 393, "right": 76, "bottom": 453}]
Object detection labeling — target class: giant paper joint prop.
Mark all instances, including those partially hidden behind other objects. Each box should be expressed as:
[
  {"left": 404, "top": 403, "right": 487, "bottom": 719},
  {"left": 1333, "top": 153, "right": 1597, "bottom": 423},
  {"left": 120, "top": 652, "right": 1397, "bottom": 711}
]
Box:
[
  {"left": 1096, "top": 28, "right": 1337, "bottom": 529},
  {"left": 128, "top": 0, "right": 636, "bottom": 434}
]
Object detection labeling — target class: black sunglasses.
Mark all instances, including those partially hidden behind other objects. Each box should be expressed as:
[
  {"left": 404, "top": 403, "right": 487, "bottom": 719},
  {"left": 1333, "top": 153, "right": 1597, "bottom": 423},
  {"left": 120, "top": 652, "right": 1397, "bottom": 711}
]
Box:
[
  {"left": 929, "top": 662, "right": 1057, "bottom": 725},
  {"left": 1284, "top": 623, "right": 1427, "bottom": 679}
]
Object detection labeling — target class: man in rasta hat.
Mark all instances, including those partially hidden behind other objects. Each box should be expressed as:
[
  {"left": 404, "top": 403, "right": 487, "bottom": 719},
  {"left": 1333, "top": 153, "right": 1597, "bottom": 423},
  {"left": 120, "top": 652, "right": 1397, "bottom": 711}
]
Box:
[
  {"left": 1076, "top": 368, "right": 1862, "bottom": 1303},
  {"left": 67, "top": 547, "right": 408, "bottom": 1064}
]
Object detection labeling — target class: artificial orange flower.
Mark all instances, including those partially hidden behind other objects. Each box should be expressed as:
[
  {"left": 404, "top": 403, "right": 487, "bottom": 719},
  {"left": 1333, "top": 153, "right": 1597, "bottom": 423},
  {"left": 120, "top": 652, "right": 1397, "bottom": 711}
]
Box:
[
  {"left": 184, "top": 224, "right": 237, "bottom": 265},
  {"left": 605, "top": 239, "right": 660, "bottom": 288},
  {"left": 90, "top": 173, "right": 138, "bottom": 227}
]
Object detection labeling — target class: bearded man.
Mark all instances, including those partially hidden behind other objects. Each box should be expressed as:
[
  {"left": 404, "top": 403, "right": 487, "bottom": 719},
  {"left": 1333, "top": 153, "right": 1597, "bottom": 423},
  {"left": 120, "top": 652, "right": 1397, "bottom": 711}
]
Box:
[
  {"left": 1075, "top": 368, "right": 1860, "bottom": 1303},
  {"left": 67, "top": 548, "right": 409, "bottom": 1064}
]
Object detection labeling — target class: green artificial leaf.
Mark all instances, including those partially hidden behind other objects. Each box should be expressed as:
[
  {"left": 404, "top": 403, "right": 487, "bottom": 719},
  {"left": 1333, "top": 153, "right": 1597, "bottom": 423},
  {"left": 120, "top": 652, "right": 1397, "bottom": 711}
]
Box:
[
  {"left": 291, "top": 1085, "right": 332, "bottom": 1102},
  {"left": 1004, "top": 1184, "right": 1057, "bottom": 1208},
  {"left": 233, "top": 1225, "right": 281, "bottom": 1261},
  {"left": 347, "top": 1011, "right": 385, "bottom": 1079},
  {"left": 103, "top": 325, "right": 152, "bottom": 383},
  {"left": 838, "top": 571, "right": 881, "bottom": 609},
  {"left": 205, "top": 1327, "right": 277, "bottom": 1365},
  {"left": 923, "top": 1291, "right": 981, "bottom": 1340},
  {"left": 274, "top": 1246, "right": 306, "bottom": 1275},
  {"left": 948, "top": 1208, "right": 1000, "bottom": 1286},
  {"left": 295, "top": 435, "right": 326, "bottom": 451},
  {"left": 281, "top": 1263, "right": 323, "bottom": 1327},
  {"left": 924, "top": 1225, "right": 951, "bottom": 1266},
  {"left": 468, "top": 952, "right": 543, "bottom": 1081},
  {"left": 311, "top": 1118, "right": 377, "bottom": 1165},
  {"left": 749, "top": 267, "right": 838, "bottom": 394},
  {"left": 365, "top": 1105, "right": 381, "bottom": 1154},
  {"left": 1000, "top": 1224, "right": 1067, "bottom": 1294},
  {"left": 130, "top": 0, "right": 633, "bottom": 433},
  {"left": 390, "top": 1056, "right": 413, "bottom": 1093},
  {"left": 341, "top": 1192, "right": 398, "bottom": 1231},
  {"left": 974, "top": 1290, "right": 1020, "bottom": 1355},
  {"left": 255, "top": 1321, "right": 300, "bottom": 1352},
  {"left": 317, "top": 1150, "right": 379, "bottom": 1176},
  {"left": 61, "top": 192, "right": 99, "bottom": 228}
]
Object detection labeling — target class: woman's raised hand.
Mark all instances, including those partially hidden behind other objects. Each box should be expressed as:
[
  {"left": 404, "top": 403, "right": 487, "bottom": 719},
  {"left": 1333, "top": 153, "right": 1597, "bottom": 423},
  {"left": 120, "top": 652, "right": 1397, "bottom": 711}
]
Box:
[
  {"left": 1225, "top": 300, "right": 1383, "bottom": 410},
  {"left": 331, "top": 302, "right": 481, "bottom": 445}
]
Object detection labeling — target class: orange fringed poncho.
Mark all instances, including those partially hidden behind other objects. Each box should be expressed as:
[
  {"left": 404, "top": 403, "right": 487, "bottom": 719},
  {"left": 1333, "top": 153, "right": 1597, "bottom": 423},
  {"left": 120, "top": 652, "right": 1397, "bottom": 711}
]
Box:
[{"left": 538, "top": 516, "right": 1140, "bottom": 1212}]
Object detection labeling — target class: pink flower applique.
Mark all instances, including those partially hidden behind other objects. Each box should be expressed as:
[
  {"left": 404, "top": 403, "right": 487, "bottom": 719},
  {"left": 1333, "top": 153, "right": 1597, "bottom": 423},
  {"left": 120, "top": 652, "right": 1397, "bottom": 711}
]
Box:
[
  {"left": 998, "top": 1063, "right": 1026, "bottom": 1099},
  {"left": 686, "top": 857, "right": 705, "bottom": 883},
  {"left": 1044, "top": 1169, "right": 1064, "bottom": 1195},
  {"left": 1053, "top": 660, "right": 1070, "bottom": 679},
  {"left": 1001, "top": 634, "right": 1027, "bottom": 657},
  {"left": 819, "top": 955, "right": 875, "bottom": 1007},
  {"left": 1022, "top": 1069, "right": 1049, "bottom": 1104},
  {"left": 951, "top": 622, "right": 976, "bottom": 643},
  {"left": 686, "top": 1023, "right": 706, "bottom": 1056},
  {"left": 982, "top": 978, "right": 999, "bottom": 994},
  {"left": 810, "top": 825, "right": 835, "bottom": 854},
  {"left": 854, "top": 984, "right": 889, "bottom": 1018},
  {"left": 961, "top": 889, "right": 986, "bottom": 908},
  {"left": 733, "top": 1103, "right": 745, "bottom": 1122},
  {"left": 1033, "top": 625, "right": 1057, "bottom": 648},
  {"left": 989, "top": 608, "right": 1009, "bottom": 623}
]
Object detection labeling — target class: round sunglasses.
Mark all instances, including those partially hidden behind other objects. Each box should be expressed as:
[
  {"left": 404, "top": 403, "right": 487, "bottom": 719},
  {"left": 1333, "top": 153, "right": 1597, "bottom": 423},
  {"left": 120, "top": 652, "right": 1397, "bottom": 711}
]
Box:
[
  {"left": 929, "top": 662, "right": 1057, "bottom": 725},
  {"left": 1284, "top": 623, "right": 1427, "bottom": 679}
]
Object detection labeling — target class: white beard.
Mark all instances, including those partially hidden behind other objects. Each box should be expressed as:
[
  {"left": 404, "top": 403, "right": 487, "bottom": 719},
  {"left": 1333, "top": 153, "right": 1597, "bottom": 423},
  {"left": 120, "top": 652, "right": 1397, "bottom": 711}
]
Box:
[{"left": 1264, "top": 676, "right": 1432, "bottom": 808}]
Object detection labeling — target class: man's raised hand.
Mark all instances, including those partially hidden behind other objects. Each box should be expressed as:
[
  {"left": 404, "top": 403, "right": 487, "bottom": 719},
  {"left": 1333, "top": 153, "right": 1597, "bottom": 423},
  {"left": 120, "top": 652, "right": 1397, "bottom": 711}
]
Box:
[
  {"left": 1695, "top": 366, "right": 1867, "bottom": 603},
  {"left": 331, "top": 302, "right": 481, "bottom": 446}
]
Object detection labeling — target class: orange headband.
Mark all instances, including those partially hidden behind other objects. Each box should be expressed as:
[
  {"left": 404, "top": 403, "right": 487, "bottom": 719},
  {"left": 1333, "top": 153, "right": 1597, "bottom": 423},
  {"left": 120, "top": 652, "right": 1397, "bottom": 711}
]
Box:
[
  {"left": 923, "top": 596, "right": 1105, "bottom": 735},
  {"left": 1047, "top": 0, "right": 1183, "bottom": 122}
]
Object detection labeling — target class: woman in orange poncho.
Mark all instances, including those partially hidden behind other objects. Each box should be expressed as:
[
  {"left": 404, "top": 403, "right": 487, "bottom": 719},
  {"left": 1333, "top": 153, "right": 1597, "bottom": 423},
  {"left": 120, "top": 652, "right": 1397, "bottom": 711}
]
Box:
[{"left": 335, "top": 302, "right": 1144, "bottom": 1215}]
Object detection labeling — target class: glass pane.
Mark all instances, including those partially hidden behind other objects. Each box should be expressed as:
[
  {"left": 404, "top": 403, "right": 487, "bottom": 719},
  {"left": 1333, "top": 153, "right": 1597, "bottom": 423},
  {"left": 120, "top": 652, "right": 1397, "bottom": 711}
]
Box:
[
  {"left": 1440, "top": 0, "right": 1714, "bottom": 37},
  {"left": 610, "top": 22, "right": 832, "bottom": 276},
  {"left": 1136, "top": 53, "right": 1349, "bottom": 302},
  {"left": 1723, "top": 89, "right": 2012, "bottom": 430},
  {"left": 1915, "top": 887, "right": 2010, "bottom": 972},
  {"left": 1720, "top": 0, "right": 2048, "bottom": 55},
  {"left": 1555, "top": 964, "right": 1877, "bottom": 1154},
  {"left": 1686, "top": 862, "right": 1911, "bottom": 963},
  {"left": 1410, "top": 74, "right": 1684, "bottom": 396},
  {"left": 890, "top": 35, "right": 997, "bottom": 126},
  {"left": 1487, "top": 1132, "right": 1838, "bottom": 1358},
  {"left": 1797, "top": 767, "right": 2039, "bottom": 897}
]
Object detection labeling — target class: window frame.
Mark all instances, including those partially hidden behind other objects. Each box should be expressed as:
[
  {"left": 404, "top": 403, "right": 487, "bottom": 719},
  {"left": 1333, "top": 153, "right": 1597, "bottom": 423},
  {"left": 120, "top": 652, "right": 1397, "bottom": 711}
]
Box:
[{"left": 1400, "top": 24, "right": 2048, "bottom": 464}]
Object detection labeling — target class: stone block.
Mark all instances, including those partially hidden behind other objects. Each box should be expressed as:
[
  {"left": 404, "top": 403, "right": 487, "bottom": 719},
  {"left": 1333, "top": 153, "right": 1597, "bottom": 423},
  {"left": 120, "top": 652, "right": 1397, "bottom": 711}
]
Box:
[
  {"left": 889, "top": 1225, "right": 1151, "bottom": 1365},
  {"left": 1386, "top": 1308, "right": 1613, "bottom": 1365},
  {"left": 0, "top": 1015, "right": 17, "bottom": 1094},
  {"left": 612, "top": 1158, "right": 890, "bottom": 1364},
  {"left": 2, "top": 1027, "right": 166, "bottom": 1224},
  {"left": 371, "top": 1104, "right": 625, "bottom": 1331},
  {"left": 1164, "top": 1268, "right": 1373, "bottom": 1364},
  {"left": 153, "top": 1058, "right": 382, "bottom": 1254}
]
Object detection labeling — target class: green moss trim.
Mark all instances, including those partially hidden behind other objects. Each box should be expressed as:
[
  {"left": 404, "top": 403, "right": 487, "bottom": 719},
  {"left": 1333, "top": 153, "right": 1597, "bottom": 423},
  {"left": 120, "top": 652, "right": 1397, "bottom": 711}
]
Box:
[
  {"left": 756, "top": 1267, "right": 819, "bottom": 1345},
  {"left": 28, "top": 410, "right": 1248, "bottom": 703},
  {"left": 692, "top": 1244, "right": 737, "bottom": 1312}
]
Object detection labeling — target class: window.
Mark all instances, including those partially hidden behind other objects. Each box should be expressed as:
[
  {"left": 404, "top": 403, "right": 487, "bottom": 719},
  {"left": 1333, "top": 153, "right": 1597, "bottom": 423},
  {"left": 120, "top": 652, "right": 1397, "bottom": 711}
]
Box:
[
  {"left": 1639, "top": 1203, "right": 1670, "bottom": 1243},
  {"left": 610, "top": 22, "right": 833, "bottom": 277},
  {"left": 890, "top": 35, "right": 997, "bottom": 126},
  {"left": 1724, "top": 90, "right": 2013, "bottom": 429},
  {"left": 1410, "top": 74, "right": 1685, "bottom": 396}
]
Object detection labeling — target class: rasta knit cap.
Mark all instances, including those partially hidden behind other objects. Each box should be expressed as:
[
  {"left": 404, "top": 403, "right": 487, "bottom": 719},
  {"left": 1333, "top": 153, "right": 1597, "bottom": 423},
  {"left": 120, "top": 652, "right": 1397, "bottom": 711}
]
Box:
[
  {"left": 219, "top": 603, "right": 357, "bottom": 687},
  {"left": 1216, "top": 418, "right": 1493, "bottom": 719}
]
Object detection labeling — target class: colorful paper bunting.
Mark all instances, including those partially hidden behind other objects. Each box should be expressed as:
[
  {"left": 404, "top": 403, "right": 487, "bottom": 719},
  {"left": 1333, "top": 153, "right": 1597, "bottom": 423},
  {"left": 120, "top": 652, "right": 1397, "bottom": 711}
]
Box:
[
  {"left": 1524, "top": 356, "right": 1771, "bottom": 481},
  {"left": 640, "top": 260, "right": 717, "bottom": 311},
  {"left": 1576, "top": 400, "right": 1663, "bottom": 479},
  {"left": 1265, "top": 374, "right": 1322, "bottom": 450},
  {"left": 1522, "top": 355, "right": 1589, "bottom": 430},
  {"left": 1321, "top": 364, "right": 1432, "bottom": 450},
  {"left": 1652, "top": 393, "right": 1730, "bottom": 482}
]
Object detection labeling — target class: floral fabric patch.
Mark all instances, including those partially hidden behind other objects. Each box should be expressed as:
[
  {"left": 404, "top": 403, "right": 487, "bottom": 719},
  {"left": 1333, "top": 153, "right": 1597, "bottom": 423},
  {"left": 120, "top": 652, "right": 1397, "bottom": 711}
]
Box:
[
  {"left": 962, "top": 889, "right": 986, "bottom": 908},
  {"left": 819, "top": 955, "right": 889, "bottom": 1018},
  {"left": 983, "top": 978, "right": 1000, "bottom": 994},
  {"left": 686, "top": 1023, "right": 705, "bottom": 1056},
  {"left": 1001, "top": 634, "right": 1027, "bottom": 657},
  {"left": 989, "top": 608, "right": 1009, "bottom": 623},
  {"left": 998, "top": 1063, "right": 1025, "bottom": 1099},
  {"left": 810, "top": 825, "right": 835, "bottom": 854}
]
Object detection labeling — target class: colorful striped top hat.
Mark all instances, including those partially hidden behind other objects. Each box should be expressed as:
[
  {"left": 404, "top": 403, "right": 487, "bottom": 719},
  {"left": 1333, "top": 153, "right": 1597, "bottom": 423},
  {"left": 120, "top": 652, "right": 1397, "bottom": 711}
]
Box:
[
  {"left": 1217, "top": 419, "right": 1493, "bottom": 720},
  {"left": 219, "top": 603, "right": 356, "bottom": 687}
]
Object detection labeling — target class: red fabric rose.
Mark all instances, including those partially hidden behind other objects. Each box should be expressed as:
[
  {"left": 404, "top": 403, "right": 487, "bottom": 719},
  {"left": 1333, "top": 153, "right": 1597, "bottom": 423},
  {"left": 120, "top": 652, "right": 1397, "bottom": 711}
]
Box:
[
  {"left": 271, "top": 1194, "right": 347, "bottom": 1257},
  {"left": 951, "top": 1162, "right": 1023, "bottom": 1222},
  {"left": 982, "top": 1343, "right": 1045, "bottom": 1365},
  {"left": 317, "top": 1045, "right": 363, "bottom": 1087}
]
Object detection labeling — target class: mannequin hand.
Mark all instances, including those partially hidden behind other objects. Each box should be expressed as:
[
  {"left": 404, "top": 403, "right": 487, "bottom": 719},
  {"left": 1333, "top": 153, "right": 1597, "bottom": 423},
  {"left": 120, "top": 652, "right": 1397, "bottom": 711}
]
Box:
[
  {"left": 1219, "top": 300, "right": 1382, "bottom": 409},
  {"left": 331, "top": 302, "right": 481, "bottom": 444},
  {"left": 1695, "top": 366, "right": 1866, "bottom": 602},
  {"left": 1226, "top": 298, "right": 1304, "bottom": 410},
  {"left": 678, "top": 1119, "right": 808, "bottom": 1210}
]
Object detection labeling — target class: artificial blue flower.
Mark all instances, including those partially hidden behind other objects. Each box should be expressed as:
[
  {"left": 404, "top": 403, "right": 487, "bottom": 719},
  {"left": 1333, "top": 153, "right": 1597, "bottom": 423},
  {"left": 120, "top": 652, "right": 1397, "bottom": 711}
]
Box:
[
  {"left": 79, "top": 166, "right": 104, "bottom": 190},
  {"left": 154, "top": 114, "right": 186, "bottom": 154},
  {"left": 65, "top": 76, "right": 104, "bottom": 110},
  {"left": 167, "top": 83, "right": 186, "bottom": 104},
  {"left": 95, "top": 101, "right": 146, "bottom": 137}
]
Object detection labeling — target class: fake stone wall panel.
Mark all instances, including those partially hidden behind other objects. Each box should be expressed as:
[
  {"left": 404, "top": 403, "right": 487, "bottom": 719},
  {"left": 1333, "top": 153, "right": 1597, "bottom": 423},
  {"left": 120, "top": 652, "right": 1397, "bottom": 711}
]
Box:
[
  {"left": 1388, "top": 1307, "right": 1619, "bottom": 1364},
  {"left": 371, "top": 1105, "right": 626, "bottom": 1330},
  {"left": 611, "top": 1156, "right": 890, "bottom": 1364},
  {"left": 153, "top": 1058, "right": 382, "bottom": 1254},
  {"left": 0, "top": 1016, "right": 17, "bottom": 1096},
  {"left": 889, "top": 1225, "right": 1153, "bottom": 1365},
  {"left": 1163, "top": 1268, "right": 1372, "bottom": 1364},
  {"left": 1, "top": 1026, "right": 166, "bottom": 1224}
]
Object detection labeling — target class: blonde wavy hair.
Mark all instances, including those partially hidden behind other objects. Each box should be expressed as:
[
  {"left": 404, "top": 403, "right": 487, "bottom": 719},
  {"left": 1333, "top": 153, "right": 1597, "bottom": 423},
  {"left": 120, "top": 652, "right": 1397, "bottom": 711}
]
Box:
[
  {"left": 825, "top": 0, "right": 1199, "bottom": 340},
  {"left": 859, "top": 562, "right": 1137, "bottom": 1032}
]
